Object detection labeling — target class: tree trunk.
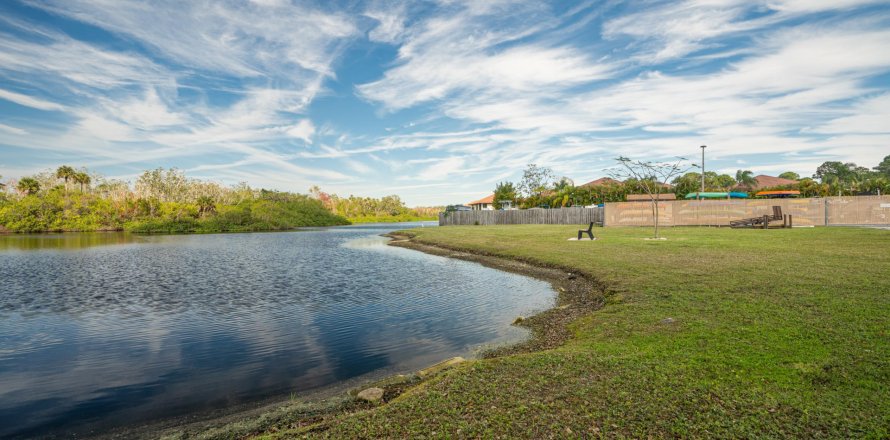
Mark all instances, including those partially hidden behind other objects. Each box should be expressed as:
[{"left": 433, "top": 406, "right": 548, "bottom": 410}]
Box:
[{"left": 652, "top": 197, "right": 658, "bottom": 238}]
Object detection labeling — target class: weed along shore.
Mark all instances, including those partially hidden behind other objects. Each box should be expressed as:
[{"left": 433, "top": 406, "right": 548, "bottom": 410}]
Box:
[{"left": 224, "top": 225, "right": 887, "bottom": 439}]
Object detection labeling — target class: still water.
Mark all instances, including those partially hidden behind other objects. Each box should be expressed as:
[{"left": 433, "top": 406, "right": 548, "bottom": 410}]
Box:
[{"left": 0, "top": 223, "right": 554, "bottom": 438}]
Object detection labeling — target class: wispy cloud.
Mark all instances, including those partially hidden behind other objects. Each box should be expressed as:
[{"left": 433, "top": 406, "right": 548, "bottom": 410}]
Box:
[
  {"left": 0, "top": 0, "right": 888, "bottom": 205},
  {"left": 0, "top": 88, "right": 66, "bottom": 111}
]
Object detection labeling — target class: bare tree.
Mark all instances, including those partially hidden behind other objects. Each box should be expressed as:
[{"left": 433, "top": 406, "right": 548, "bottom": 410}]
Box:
[
  {"left": 519, "top": 163, "right": 555, "bottom": 199},
  {"left": 610, "top": 156, "right": 693, "bottom": 239}
]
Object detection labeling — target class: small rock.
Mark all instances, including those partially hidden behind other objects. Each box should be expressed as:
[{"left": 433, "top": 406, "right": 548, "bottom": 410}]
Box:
[
  {"left": 356, "top": 387, "right": 384, "bottom": 403},
  {"left": 661, "top": 317, "right": 675, "bottom": 324},
  {"left": 567, "top": 273, "right": 577, "bottom": 280},
  {"left": 512, "top": 316, "right": 525, "bottom": 325}
]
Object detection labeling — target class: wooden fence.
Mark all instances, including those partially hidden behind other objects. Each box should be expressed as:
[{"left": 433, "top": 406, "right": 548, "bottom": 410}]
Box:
[
  {"left": 603, "top": 196, "right": 890, "bottom": 227},
  {"left": 439, "top": 207, "right": 604, "bottom": 226}
]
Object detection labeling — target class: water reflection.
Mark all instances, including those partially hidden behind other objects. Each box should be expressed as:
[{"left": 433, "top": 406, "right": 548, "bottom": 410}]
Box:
[
  {"left": 0, "top": 223, "right": 553, "bottom": 438},
  {"left": 0, "top": 232, "right": 142, "bottom": 251}
]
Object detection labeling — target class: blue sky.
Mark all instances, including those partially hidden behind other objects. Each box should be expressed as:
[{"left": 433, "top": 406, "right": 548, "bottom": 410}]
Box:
[{"left": 1, "top": 0, "right": 889, "bottom": 206}]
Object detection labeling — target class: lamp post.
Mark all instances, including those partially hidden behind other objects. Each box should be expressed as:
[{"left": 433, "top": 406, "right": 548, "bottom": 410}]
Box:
[{"left": 700, "top": 145, "right": 707, "bottom": 200}]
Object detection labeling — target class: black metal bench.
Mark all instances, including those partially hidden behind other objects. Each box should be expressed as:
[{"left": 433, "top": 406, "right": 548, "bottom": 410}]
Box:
[{"left": 578, "top": 222, "right": 595, "bottom": 240}]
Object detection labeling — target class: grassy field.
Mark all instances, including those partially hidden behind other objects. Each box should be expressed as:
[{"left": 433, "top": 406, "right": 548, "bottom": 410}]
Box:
[{"left": 259, "top": 226, "right": 888, "bottom": 439}]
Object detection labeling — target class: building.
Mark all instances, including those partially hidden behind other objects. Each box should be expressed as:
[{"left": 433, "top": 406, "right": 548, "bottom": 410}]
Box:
[
  {"left": 626, "top": 193, "right": 677, "bottom": 201},
  {"left": 579, "top": 177, "right": 622, "bottom": 188},
  {"left": 736, "top": 175, "right": 799, "bottom": 191},
  {"left": 467, "top": 194, "right": 495, "bottom": 210}
]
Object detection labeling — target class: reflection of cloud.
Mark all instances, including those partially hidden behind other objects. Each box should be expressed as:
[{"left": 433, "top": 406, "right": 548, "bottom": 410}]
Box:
[{"left": 0, "top": 226, "right": 554, "bottom": 435}]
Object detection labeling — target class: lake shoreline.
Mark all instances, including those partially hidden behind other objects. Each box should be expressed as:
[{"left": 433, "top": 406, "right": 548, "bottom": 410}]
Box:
[
  {"left": 119, "top": 230, "right": 604, "bottom": 439},
  {"left": 384, "top": 231, "right": 609, "bottom": 357}
]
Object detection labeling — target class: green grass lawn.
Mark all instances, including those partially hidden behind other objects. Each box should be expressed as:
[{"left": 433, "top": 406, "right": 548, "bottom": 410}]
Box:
[{"left": 273, "top": 226, "right": 889, "bottom": 439}]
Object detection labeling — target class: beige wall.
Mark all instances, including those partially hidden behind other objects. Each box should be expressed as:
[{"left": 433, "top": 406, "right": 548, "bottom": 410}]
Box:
[{"left": 604, "top": 196, "right": 890, "bottom": 227}]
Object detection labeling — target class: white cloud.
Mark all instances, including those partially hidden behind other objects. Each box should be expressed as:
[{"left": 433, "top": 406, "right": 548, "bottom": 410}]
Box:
[
  {"left": 365, "top": 4, "right": 407, "bottom": 44},
  {"left": 0, "top": 88, "right": 65, "bottom": 111},
  {"left": 358, "top": 1, "right": 607, "bottom": 110},
  {"left": 0, "top": 29, "right": 172, "bottom": 91},
  {"left": 815, "top": 93, "right": 890, "bottom": 134},
  {"left": 2, "top": 1, "right": 889, "bottom": 206},
  {"left": 30, "top": 0, "right": 358, "bottom": 79},
  {"left": 0, "top": 123, "right": 27, "bottom": 135},
  {"left": 416, "top": 156, "right": 466, "bottom": 181},
  {"left": 286, "top": 120, "right": 316, "bottom": 144}
]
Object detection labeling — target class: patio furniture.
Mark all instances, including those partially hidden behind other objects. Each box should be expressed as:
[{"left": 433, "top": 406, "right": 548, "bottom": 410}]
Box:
[{"left": 578, "top": 222, "right": 595, "bottom": 240}]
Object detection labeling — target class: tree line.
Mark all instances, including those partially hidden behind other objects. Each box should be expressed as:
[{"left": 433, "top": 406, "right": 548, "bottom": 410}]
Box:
[
  {"left": 0, "top": 166, "right": 442, "bottom": 232},
  {"left": 308, "top": 186, "right": 441, "bottom": 223},
  {"left": 490, "top": 156, "right": 890, "bottom": 209},
  {"left": 0, "top": 167, "right": 349, "bottom": 233}
]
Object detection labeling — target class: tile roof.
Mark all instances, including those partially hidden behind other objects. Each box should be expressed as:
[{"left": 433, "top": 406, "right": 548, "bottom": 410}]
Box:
[
  {"left": 579, "top": 177, "right": 622, "bottom": 187},
  {"left": 733, "top": 175, "right": 799, "bottom": 191},
  {"left": 467, "top": 194, "right": 495, "bottom": 205}
]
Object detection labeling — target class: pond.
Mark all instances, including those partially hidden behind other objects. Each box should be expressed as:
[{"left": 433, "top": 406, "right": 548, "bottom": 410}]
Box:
[{"left": 0, "top": 223, "right": 555, "bottom": 438}]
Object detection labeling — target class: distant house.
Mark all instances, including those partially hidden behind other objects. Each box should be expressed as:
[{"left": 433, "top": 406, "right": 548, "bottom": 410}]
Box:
[
  {"left": 626, "top": 193, "right": 677, "bottom": 201},
  {"left": 580, "top": 177, "right": 672, "bottom": 190},
  {"left": 579, "top": 177, "right": 622, "bottom": 188},
  {"left": 736, "top": 175, "right": 799, "bottom": 191},
  {"left": 468, "top": 194, "right": 495, "bottom": 211}
]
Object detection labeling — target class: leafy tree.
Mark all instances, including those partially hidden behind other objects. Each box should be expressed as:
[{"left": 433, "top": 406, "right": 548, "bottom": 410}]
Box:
[
  {"left": 875, "top": 155, "right": 890, "bottom": 177},
  {"left": 671, "top": 172, "right": 701, "bottom": 197},
  {"left": 492, "top": 181, "right": 517, "bottom": 210},
  {"left": 711, "top": 173, "right": 736, "bottom": 191},
  {"left": 16, "top": 177, "right": 40, "bottom": 195},
  {"left": 56, "top": 165, "right": 76, "bottom": 192},
  {"left": 197, "top": 196, "right": 216, "bottom": 217},
  {"left": 814, "top": 161, "right": 854, "bottom": 183},
  {"left": 73, "top": 172, "right": 91, "bottom": 192},
  {"left": 518, "top": 163, "right": 555, "bottom": 199},
  {"left": 136, "top": 168, "right": 189, "bottom": 202},
  {"left": 554, "top": 177, "right": 574, "bottom": 190},
  {"left": 673, "top": 172, "right": 736, "bottom": 197},
  {"left": 778, "top": 171, "right": 800, "bottom": 180},
  {"left": 611, "top": 156, "right": 691, "bottom": 239},
  {"left": 735, "top": 170, "right": 757, "bottom": 190}
]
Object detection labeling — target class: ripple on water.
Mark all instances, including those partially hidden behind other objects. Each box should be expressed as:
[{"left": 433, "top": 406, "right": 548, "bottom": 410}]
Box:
[{"left": 0, "top": 225, "right": 554, "bottom": 438}]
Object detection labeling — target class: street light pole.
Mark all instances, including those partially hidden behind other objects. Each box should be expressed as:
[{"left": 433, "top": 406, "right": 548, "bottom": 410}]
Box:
[{"left": 700, "top": 145, "right": 707, "bottom": 199}]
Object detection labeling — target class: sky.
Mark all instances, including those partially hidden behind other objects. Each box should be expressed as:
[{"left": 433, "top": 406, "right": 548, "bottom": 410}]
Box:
[{"left": 0, "top": 0, "right": 889, "bottom": 206}]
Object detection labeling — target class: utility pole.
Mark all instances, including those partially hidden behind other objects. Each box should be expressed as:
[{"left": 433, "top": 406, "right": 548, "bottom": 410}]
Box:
[{"left": 700, "top": 145, "right": 707, "bottom": 200}]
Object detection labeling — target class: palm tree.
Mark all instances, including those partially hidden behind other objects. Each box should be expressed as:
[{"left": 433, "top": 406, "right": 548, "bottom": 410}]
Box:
[
  {"left": 16, "top": 177, "right": 40, "bottom": 195},
  {"left": 197, "top": 196, "right": 216, "bottom": 217},
  {"left": 72, "top": 172, "right": 91, "bottom": 192},
  {"left": 56, "top": 165, "right": 75, "bottom": 192},
  {"left": 735, "top": 170, "right": 757, "bottom": 192}
]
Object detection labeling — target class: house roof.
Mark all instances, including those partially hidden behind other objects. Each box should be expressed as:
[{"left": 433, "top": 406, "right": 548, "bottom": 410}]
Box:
[
  {"left": 626, "top": 193, "right": 677, "bottom": 201},
  {"left": 467, "top": 194, "right": 495, "bottom": 205},
  {"left": 734, "top": 175, "right": 799, "bottom": 191},
  {"left": 753, "top": 175, "right": 798, "bottom": 189},
  {"left": 579, "top": 177, "right": 622, "bottom": 187}
]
